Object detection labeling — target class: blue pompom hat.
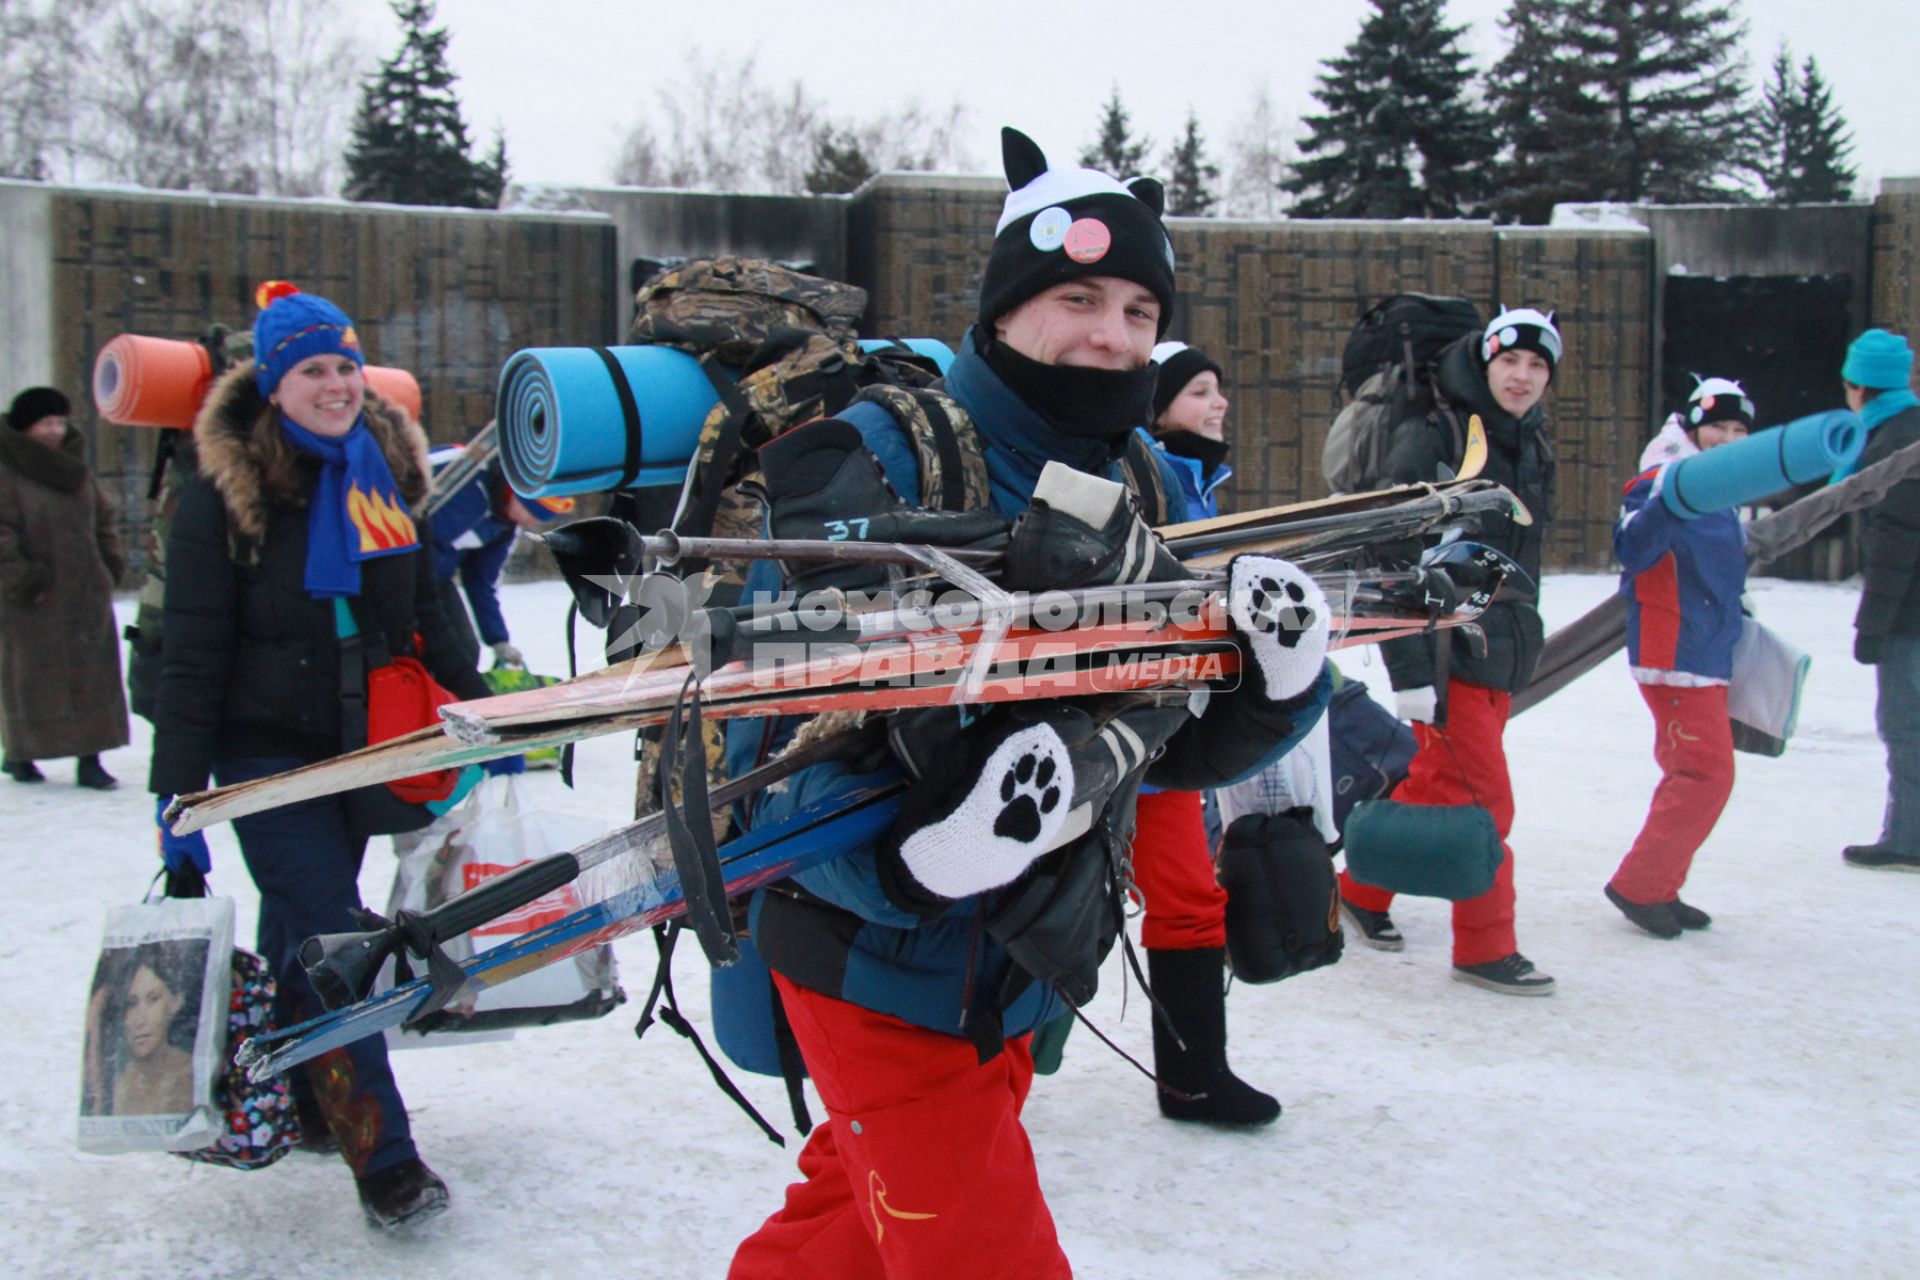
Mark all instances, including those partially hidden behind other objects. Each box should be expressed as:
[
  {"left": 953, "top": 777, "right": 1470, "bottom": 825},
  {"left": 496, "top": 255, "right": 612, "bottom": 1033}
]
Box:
[
  {"left": 252, "top": 280, "right": 364, "bottom": 397},
  {"left": 1842, "top": 329, "right": 1914, "bottom": 391}
]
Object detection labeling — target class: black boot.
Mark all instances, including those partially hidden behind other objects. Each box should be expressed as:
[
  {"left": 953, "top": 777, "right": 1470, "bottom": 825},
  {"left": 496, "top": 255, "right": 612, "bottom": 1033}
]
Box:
[
  {"left": 2, "top": 758, "right": 44, "bottom": 783},
  {"left": 357, "top": 1157, "right": 450, "bottom": 1229},
  {"left": 1147, "top": 946, "right": 1281, "bottom": 1128},
  {"left": 75, "top": 755, "right": 118, "bottom": 790}
]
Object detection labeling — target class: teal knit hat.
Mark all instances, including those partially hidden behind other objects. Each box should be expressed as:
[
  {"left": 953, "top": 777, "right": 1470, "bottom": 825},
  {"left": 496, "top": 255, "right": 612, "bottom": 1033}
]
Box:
[{"left": 1842, "top": 329, "right": 1914, "bottom": 390}]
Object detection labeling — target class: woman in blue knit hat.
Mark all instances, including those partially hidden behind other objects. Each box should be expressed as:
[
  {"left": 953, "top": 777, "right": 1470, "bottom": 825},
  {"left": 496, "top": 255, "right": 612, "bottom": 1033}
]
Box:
[
  {"left": 148, "top": 282, "right": 488, "bottom": 1228},
  {"left": 1838, "top": 329, "right": 1920, "bottom": 871}
]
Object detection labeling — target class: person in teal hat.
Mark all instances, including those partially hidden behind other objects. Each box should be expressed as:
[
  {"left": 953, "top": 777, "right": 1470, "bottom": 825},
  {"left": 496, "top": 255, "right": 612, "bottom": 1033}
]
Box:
[{"left": 1839, "top": 328, "right": 1920, "bottom": 872}]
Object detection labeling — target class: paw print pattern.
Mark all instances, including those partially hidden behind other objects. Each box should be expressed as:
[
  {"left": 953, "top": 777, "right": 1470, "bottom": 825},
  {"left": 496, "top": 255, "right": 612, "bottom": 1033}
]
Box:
[
  {"left": 898, "top": 723, "right": 1077, "bottom": 899},
  {"left": 1244, "top": 574, "right": 1317, "bottom": 649},
  {"left": 994, "top": 751, "right": 1063, "bottom": 843}
]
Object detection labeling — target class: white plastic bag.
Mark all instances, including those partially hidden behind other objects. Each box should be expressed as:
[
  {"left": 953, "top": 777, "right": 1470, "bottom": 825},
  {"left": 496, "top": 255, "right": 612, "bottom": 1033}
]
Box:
[
  {"left": 380, "top": 775, "right": 623, "bottom": 1047},
  {"left": 1217, "top": 710, "right": 1339, "bottom": 844},
  {"left": 78, "top": 895, "right": 234, "bottom": 1153},
  {"left": 1729, "top": 617, "right": 1812, "bottom": 757}
]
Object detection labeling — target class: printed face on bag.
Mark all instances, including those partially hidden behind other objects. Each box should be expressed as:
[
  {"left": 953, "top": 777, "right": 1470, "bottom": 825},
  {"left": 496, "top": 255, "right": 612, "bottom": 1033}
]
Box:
[
  {"left": 271, "top": 353, "right": 365, "bottom": 437},
  {"left": 1486, "top": 349, "right": 1551, "bottom": 418},
  {"left": 123, "top": 963, "right": 184, "bottom": 1060},
  {"left": 995, "top": 278, "right": 1160, "bottom": 370},
  {"left": 1159, "top": 371, "right": 1229, "bottom": 442}
]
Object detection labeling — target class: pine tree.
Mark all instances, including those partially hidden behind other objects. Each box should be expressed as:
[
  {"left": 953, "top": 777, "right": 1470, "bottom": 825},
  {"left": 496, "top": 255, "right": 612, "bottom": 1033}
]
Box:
[
  {"left": 1283, "top": 0, "right": 1497, "bottom": 219},
  {"left": 343, "top": 0, "right": 504, "bottom": 207},
  {"left": 1487, "top": 5, "right": 1612, "bottom": 222},
  {"left": 1163, "top": 110, "right": 1219, "bottom": 216},
  {"left": 1758, "top": 47, "right": 1854, "bottom": 202},
  {"left": 1492, "top": 0, "right": 1757, "bottom": 212},
  {"left": 804, "top": 126, "right": 876, "bottom": 195},
  {"left": 1079, "top": 86, "right": 1151, "bottom": 176}
]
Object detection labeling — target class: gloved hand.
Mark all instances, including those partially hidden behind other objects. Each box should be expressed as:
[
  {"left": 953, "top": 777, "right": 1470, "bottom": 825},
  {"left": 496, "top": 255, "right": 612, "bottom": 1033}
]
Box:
[
  {"left": 1856, "top": 632, "right": 1885, "bottom": 665},
  {"left": 756, "top": 419, "right": 1010, "bottom": 596},
  {"left": 1396, "top": 686, "right": 1439, "bottom": 724},
  {"left": 483, "top": 753, "right": 527, "bottom": 777},
  {"left": 155, "top": 796, "right": 211, "bottom": 875},
  {"left": 1224, "top": 554, "right": 1330, "bottom": 703},
  {"left": 1003, "top": 461, "right": 1190, "bottom": 590},
  {"left": 879, "top": 699, "right": 1187, "bottom": 914},
  {"left": 491, "top": 641, "right": 525, "bottom": 669}
]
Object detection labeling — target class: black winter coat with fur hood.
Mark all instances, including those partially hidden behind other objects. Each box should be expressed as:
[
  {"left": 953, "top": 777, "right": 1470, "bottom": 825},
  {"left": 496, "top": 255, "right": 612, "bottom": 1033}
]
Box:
[{"left": 149, "top": 367, "right": 488, "bottom": 798}]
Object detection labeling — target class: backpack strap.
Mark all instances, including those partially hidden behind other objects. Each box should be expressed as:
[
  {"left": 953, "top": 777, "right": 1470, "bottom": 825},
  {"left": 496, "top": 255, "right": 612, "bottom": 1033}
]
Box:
[
  {"left": 1119, "top": 432, "right": 1170, "bottom": 526},
  {"left": 849, "top": 384, "right": 991, "bottom": 514},
  {"left": 590, "top": 347, "right": 647, "bottom": 491}
]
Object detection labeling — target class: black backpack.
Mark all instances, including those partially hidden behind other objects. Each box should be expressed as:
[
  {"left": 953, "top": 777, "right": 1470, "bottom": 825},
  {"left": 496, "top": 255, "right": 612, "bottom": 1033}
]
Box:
[{"left": 1322, "top": 294, "right": 1481, "bottom": 494}]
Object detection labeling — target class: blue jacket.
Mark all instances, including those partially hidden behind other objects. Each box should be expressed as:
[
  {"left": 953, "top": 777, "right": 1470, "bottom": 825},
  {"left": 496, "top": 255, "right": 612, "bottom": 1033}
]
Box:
[
  {"left": 426, "top": 466, "right": 515, "bottom": 646},
  {"left": 728, "top": 329, "right": 1327, "bottom": 1045},
  {"left": 1139, "top": 428, "right": 1231, "bottom": 520},
  {"left": 1614, "top": 467, "right": 1747, "bottom": 680}
]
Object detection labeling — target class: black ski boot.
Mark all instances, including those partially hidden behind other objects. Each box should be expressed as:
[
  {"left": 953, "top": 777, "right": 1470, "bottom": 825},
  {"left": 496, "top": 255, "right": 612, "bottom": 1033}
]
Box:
[
  {"left": 1604, "top": 885, "right": 1682, "bottom": 938},
  {"left": 357, "top": 1157, "right": 450, "bottom": 1229},
  {"left": 1148, "top": 946, "right": 1281, "bottom": 1128},
  {"left": 75, "top": 755, "right": 118, "bottom": 790},
  {"left": 1671, "top": 898, "right": 1712, "bottom": 930},
  {"left": 3, "top": 758, "right": 44, "bottom": 783}
]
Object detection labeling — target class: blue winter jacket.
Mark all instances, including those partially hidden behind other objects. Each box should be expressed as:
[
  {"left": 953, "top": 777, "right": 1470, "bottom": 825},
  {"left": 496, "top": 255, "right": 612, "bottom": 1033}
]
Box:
[
  {"left": 1614, "top": 467, "right": 1747, "bottom": 680},
  {"left": 1139, "top": 428, "right": 1232, "bottom": 521},
  {"left": 727, "top": 329, "right": 1328, "bottom": 1044}
]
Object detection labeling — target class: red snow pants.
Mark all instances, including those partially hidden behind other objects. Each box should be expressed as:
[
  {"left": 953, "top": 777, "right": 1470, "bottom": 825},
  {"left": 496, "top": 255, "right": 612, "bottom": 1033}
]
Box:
[
  {"left": 1609, "top": 682, "right": 1735, "bottom": 903},
  {"left": 1133, "top": 789, "right": 1228, "bottom": 951},
  {"left": 1337, "top": 680, "right": 1519, "bottom": 966},
  {"left": 728, "top": 976, "right": 1071, "bottom": 1280}
]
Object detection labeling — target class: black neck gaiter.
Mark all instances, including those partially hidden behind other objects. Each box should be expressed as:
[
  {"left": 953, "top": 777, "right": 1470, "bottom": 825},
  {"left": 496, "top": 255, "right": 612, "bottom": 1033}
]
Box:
[
  {"left": 981, "top": 338, "right": 1158, "bottom": 449},
  {"left": 1158, "top": 429, "right": 1232, "bottom": 476}
]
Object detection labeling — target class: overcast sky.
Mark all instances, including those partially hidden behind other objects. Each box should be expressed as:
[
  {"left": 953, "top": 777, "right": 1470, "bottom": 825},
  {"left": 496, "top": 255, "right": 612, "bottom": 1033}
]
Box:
[{"left": 348, "top": 0, "right": 1916, "bottom": 194}]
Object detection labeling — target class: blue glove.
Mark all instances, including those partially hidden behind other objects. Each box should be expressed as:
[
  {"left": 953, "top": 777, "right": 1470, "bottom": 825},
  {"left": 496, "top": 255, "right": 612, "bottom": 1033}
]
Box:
[
  {"left": 156, "top": 796, "right": 212, "bottom": 874},
  {"left": 483, "top": 754, "right": 526, "bottom": 777}
]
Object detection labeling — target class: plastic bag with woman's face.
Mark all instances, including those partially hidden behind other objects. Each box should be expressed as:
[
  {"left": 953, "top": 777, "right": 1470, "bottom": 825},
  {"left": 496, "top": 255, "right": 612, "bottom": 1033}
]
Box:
[{"left": 77, "top": 897, "right": 233, "bottom": 1153}]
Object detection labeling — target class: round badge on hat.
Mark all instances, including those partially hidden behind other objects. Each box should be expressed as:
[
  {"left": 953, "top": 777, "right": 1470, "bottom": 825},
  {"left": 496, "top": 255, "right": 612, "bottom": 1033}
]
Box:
[
  {"left": 1029, "top": 206, "right": 1071, "bottom": 253},
  {"left": 1063, "top": 218, "right": 1112, "bottom": 264}
]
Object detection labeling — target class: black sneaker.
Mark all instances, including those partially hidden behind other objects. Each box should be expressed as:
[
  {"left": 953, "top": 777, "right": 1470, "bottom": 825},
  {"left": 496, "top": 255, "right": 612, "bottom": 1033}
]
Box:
[
  {"left": 357, "top": 1158, "right": 450, "bottom": 1229},
  {"left": 1452, "top": 953, "right": 1555, "bottom": 996},
  {"left": 1338, "top": 895, "right": 1405, "bottom": 951},
  {"left": 3, "top": 759, "right": 44, "bottom": 783},
  {"left": 75, "top": 755, "right": 118, "bottom": 790},
  {"left": 1605, "top": 885, "right": 1682, "bottom": 939},
  {"left": 1844, "top": 844, "right": 1920, "bottom": 873},
  {"left": 1671, "top": 898, "right": 1712, "bottom": 930}
]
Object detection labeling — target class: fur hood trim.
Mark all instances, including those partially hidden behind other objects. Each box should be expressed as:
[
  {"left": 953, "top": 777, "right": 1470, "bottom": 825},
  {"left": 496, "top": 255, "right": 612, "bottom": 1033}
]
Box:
[{"left": 192, "top": 363, "right": 431, "bottom": 545}]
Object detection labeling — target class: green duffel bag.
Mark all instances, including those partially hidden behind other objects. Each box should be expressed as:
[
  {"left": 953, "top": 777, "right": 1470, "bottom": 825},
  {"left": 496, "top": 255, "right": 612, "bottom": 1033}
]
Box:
[{"left": 1342, "top": 800, "right": 1504, "bottom": 901}]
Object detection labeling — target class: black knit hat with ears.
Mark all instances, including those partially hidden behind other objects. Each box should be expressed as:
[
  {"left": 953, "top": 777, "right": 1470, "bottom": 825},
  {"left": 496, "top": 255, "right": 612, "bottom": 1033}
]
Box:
[
  {"left": 978, "top": 127, "right": 1177, "bottom": 337},
  {"left": 6, "top": 386, "right": 71, "bottom": 431}
]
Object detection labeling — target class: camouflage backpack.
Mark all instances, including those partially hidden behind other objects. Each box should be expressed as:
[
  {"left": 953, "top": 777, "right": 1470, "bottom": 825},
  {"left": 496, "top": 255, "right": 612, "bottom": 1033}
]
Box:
[{"left": 625, "top": 258, "right": 990, "bottom": 592}]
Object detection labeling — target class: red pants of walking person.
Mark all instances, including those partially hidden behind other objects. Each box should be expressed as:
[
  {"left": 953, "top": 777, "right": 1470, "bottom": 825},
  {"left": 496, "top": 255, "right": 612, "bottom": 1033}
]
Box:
[
  {"left": 1338, "top": 680, "right": 1519, "bottom": 965},
  {"left": 1609, "top": 683, "right": 1735, "bottom": 903},
  {"left": 729, "top": 976, "right": 1071, "bottom": 1280},
  {"left": 1133, "top": 789, "right": 1228, "bottom": 951}
]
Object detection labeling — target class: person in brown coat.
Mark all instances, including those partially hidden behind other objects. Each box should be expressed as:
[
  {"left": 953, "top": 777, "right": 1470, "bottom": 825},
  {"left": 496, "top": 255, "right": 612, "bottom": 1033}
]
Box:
[{"left": 0, "top": 386, "right": 128, "bottom": 787}]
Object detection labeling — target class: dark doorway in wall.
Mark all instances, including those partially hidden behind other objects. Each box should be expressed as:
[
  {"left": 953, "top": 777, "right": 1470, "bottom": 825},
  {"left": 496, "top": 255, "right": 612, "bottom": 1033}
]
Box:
[
  {"left": 1662, "top": 274, "right": 1852, "bottom": 428},
  {"left": 1662, "top": 273, "right": 1857, "bottom": 580}
]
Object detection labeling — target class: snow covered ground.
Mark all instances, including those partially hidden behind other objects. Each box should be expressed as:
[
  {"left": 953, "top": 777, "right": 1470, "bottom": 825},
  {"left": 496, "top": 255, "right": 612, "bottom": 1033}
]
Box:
[{"left": 4, "top": 573, "right": 1913, "bottom": 1279}]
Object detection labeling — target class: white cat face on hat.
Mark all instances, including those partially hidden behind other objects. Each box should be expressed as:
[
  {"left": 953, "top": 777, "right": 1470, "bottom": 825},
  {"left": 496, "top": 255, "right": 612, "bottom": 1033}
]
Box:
[
  {"left": 1481, "top": 306, "right": 1563, "bottom": 366},
  {"left": 1686, "top": 375, "right": 1754, "bottom": 425}
]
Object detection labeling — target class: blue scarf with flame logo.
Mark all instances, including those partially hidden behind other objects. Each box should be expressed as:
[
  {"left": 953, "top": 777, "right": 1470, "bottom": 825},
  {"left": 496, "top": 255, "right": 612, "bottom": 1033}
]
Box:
[{"left": 279, "top": 417, "right": 419, "bottom": 598}]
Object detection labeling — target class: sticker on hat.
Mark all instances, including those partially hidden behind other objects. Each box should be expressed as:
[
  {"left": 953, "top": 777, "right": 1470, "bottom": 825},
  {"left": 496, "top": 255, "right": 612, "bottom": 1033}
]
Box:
[
  {"left": 1063, "top": 218, "right": 1112, "bottom": 264},
  {"left": 1029, "top": 207, "right": 1071, "bottom": 252}
]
